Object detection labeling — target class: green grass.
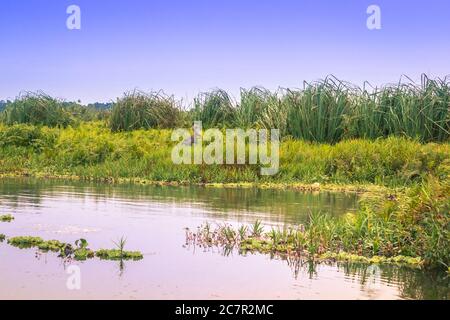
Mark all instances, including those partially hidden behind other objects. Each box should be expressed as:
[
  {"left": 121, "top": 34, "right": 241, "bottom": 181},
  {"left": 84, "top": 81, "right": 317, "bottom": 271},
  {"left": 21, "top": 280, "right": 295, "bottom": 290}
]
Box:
[
  {"left": 192, "top": 89, "right": 235, "bottom": 128},
  {"left": 110, "top": 90, "right": 183, "bottom": 132},
  {"left": 1, "top": 92, "right": 74, "bottom": 128},
  {"left": 0, "top": 214, "right": 14, "bottom": 222},
  {"left": 0, "top": 122, "right": 448, "bottom": 187},
  {"left": 1, "top": 75, "right": 449, "bottom": 142}
]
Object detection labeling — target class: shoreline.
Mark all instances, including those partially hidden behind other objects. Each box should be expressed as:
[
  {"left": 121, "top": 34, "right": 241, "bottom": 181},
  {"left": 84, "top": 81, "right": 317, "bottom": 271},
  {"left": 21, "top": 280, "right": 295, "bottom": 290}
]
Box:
[{"left": 0, "top": 172, "right": 392, "bottom": 194}]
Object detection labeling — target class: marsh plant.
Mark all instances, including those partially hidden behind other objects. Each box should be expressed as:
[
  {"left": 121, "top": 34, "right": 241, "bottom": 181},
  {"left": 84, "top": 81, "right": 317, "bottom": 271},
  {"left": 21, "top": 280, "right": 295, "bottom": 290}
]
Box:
[
  {"left": 110, "top": 90, "right": 183, "bottom": 132},
  {"left": 1, "top": 92, "right": 74, "bottom": 128},
  {"left": 171, "top": 121, "right": 280, "bottom": 175},
  {"left": 185, "top": 177, "right": 449, "bottom": 270},
  {"left": 0, "top": 214, "right": 14, "bottom": 222}
]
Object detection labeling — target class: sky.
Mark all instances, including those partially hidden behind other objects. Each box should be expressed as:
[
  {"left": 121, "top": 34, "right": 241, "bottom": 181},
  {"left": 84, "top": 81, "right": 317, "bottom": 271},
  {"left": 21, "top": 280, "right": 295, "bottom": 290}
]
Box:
[{"left": 0, "top": 0, "right": 449, "bottom": 103}]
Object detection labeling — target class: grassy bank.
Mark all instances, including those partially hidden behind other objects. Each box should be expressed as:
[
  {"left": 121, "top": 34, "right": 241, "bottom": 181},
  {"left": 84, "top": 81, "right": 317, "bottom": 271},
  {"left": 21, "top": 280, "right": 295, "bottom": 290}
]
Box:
[{"left": 0, "top": 122, "right": 448, "bottom": 187}]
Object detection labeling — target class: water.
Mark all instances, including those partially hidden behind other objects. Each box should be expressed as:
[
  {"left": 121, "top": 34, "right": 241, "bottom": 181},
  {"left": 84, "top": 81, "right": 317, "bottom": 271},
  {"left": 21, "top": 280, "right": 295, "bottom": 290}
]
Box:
[{"left": 0, "top": 178, "right": 447, "bottom": 300}]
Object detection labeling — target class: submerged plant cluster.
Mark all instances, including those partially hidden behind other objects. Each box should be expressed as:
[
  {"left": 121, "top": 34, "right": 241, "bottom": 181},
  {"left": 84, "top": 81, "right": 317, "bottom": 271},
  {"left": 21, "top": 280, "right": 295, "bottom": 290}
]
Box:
[
  {"left": 0, "top": 75, "right": 449, "bottom": 142},
  {"left": 186, "top": 177, "right": 449, "bottom": 269},
  {"left": 3, "top": 235, "right": 143, "bottom": 261}
]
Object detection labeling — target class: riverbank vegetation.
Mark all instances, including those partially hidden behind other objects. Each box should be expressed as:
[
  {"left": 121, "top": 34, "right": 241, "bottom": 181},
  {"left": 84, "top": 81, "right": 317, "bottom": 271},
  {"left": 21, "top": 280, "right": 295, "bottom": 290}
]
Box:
[
  {"left": 186, "top": 177, "right": 448, "bottom": 269},
  {"left": 0, "top": 75, "right": 448, "bottom": 270},
  {"left": 0, "top": 75, "right": 448, "bottom": 142},
  {"left": 0, "top": 122, "right": 448, "bottom": 187}
]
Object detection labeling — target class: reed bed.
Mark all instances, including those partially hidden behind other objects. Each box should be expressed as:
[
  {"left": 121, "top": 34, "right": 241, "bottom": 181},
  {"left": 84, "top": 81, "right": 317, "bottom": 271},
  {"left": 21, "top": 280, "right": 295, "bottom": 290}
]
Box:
[
  {"left": 110, "top": 90, "right": 182, "bottom": 132},
  {"left": 1, "top": 92, "right": 73, "bottom": 128},
  {"left": 1, "top": 75, "right": 449, "bottom": 142}
]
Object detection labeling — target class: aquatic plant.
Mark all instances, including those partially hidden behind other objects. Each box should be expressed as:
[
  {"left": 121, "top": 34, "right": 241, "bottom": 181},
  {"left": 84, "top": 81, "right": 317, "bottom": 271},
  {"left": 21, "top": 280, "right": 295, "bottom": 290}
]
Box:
[
  {"left": 0, "top": 214, "right": 14, "bottom": 222},
  {"left": 1, "top": 91, "right": 74, "bottom": 128},
  {"left": 0, "top": 234, "right": 5, "bottom": 242},
  {"left": 250, "top": 220, "right": 264, "bottom": 237},
  {"left": 7, "top": 236, "right": 44, "bottom": 248},
  {"left": 95, "top": 236, "right": 143, "bottom": 261},
  {"left": 37, "top": 239, "right": 66, "bottom": 252},
  {"left": 186, "top": 178, "right": 449, "bottom": 269},
  {"left": 95, "top": 249, "right": 143, "bottom": 261}
]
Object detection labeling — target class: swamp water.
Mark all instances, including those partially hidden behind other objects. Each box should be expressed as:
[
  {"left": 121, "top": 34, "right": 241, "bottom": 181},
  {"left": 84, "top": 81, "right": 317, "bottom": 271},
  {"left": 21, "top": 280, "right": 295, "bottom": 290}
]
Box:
[{"left": 0, "top": 178, "right": 447, "bottom": 299}]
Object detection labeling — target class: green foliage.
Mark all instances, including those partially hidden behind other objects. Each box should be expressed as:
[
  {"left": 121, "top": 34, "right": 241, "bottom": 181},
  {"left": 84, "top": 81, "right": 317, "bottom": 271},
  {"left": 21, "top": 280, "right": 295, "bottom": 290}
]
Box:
[
  {"left": 285, "top": 77, "right": 351, "bottom": 142},
  {"left": 0, "top": 234, "right": 5, "bottom": 242},
  {"left": 0, "top": 122, "right": 448, "bottom": 186},
  {"left": 0, "top": 214, "right": 14, "bottom": 222},
  {"left": 0, "top": 124, "right": 57, "bottom": 151},
  {"left": 8, "top": 236, "right": 44, "bottom": 248},
  {"left": 1, "top": 92, "right": 74, "bottom": 128},
  {"left": 192, "top": 89, "right": 235, "bottom": 128},
  {"left": 110, "top": 90, "right": 182, "bottom": 132},
  {"left": 187, "top": 178, "right": 449, "bottom": 269}
]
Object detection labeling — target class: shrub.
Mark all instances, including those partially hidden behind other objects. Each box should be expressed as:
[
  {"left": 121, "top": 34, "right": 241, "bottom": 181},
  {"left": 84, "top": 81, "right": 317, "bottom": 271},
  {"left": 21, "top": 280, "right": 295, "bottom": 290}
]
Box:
[
  {"left": 110, "top": 90, "right": 181, "bottom": 132},
  {"left": 2, "top": 92, "right": 73, "bottom": 128}
]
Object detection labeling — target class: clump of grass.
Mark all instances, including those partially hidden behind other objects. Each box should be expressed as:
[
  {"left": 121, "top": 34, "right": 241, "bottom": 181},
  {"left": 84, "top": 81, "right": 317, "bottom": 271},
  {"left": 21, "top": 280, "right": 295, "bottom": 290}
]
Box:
[
  {"left": 348, "top": 75, "right": 450, "bottom": 142},
  {"left": 110, "top": 90, "right": 182, "bottom": 132},
  {"left": 8, "top": 236, "right": 44, "bottom": 248},
  {"left": 285, "top": 77, "right": 352, "bottom": 143},
  {"left": 1, "top": 92, "right": 74, "bottom": 128},
  {"left": 235, "top": 87, "right": 288, "bottom": 135},
  {"left": 0, "top": 214, "right": 14, "bottom": 222},
  {"left": 0, "top": 124, "right": 57, "bottom": 151},
  {"left": 95, "top": 249, "right": 143, "bottom": 261},
  {"left": 5, "top": 235, "right": 142, "bottom": 261},
  {"left": 192, "top": 89, "right": 236, "bottom": 128},
  {"left": 96, "top": 236, "right": 143, "bottom": 261}
]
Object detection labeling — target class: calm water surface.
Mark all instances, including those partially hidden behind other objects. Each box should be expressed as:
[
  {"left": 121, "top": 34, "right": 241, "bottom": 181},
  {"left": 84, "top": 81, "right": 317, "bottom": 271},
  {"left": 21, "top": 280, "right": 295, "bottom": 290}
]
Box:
[{"left": 0, "top": 178, "right": 447, "bottom": 300}]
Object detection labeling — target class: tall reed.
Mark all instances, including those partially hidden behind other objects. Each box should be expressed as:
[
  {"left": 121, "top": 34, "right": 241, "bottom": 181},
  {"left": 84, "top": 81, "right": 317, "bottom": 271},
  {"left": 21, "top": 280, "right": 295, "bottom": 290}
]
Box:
[
  {"left": 110, "top": 90, "right": 182, "bottom": 132},
  {"left": 2, "top": 92, "right": 73, "bottom": 128}
]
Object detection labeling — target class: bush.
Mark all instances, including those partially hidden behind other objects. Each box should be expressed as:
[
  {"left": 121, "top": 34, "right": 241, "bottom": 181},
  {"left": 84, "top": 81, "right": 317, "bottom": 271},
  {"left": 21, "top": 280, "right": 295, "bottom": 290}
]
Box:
[
  {"left": 192, "top": 89, "right": 236, "bottom": 128},
  {"left": 110, "top": 90, "right": 182, "bottom": 132},
  {"left": 2, "top": 92, "right": 73, "bottom": 128},
  {"left": 0, "top": 124, "right": 57, "bottom": 150}
]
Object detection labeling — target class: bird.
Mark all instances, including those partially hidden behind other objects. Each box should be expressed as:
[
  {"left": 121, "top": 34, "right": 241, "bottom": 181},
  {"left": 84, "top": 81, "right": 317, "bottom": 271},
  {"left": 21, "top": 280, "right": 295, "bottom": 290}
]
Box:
[{"left": 182, "top": 126, "right": 201, "bottom": 146}]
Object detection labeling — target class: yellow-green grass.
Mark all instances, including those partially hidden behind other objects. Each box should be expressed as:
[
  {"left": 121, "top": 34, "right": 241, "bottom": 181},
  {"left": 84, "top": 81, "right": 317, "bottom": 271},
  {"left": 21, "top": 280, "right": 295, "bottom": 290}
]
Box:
[{"left": 0, "top": 122, "right": 448, "bottom": 188}]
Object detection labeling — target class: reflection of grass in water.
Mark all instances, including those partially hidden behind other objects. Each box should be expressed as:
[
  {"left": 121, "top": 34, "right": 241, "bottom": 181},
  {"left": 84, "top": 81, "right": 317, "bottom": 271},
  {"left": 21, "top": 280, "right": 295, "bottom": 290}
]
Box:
[{"left": 337, "top": 262, "right": 449, "bottom": 300}]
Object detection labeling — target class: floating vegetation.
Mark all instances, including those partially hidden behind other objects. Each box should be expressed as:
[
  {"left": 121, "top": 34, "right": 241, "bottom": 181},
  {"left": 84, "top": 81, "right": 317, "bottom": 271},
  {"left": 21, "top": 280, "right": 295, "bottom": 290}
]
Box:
[
  {"left": 96, "top": 236, "right": 143, "bottom": 261},
  {"left": 319, "top": 252, "right": 423, "bottom": 267},
  {"left": 0, "top": 234, "right": 5, "bottom": 242},
  {"left": 96, "top": 249, "right": 143, "bottom": 261},
  {"left": 5, "top": 235, "right": 143, "bottom": 262},
  {"left": 8, "top": 236, "right": 44, "bottom": 248},
  {"left": 0, "top": 214, "right": 14, "bottom": 222}
]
